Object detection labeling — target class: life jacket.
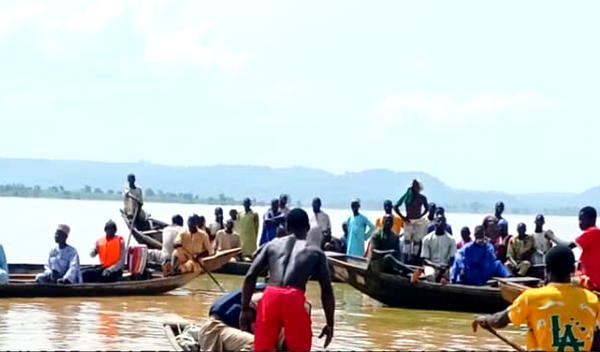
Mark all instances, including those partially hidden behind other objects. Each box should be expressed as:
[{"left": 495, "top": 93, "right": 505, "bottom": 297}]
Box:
[{"left": 97, "top": 235, "right": 123, "bottom": 268}]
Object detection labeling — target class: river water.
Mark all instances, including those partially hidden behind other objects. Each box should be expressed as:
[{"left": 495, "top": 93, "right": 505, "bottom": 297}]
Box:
[{"left": 0, "top": 197, "right": 582, "bottom": 350}]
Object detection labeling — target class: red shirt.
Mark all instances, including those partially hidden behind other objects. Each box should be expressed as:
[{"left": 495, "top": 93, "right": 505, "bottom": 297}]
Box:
[{"left": 576, "top": 226, "right": 600, "bottom": 289}]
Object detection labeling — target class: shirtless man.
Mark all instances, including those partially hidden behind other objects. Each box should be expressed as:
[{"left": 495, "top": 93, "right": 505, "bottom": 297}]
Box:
[
  {"left": 394, "top": 179, "right": 429, "bottom": 264},
  {"left": 240, "top": 208, "right": 335, "bottom": 351}
]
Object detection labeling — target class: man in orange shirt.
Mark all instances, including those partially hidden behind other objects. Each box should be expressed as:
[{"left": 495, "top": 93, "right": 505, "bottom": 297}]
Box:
[
  {"left": 82, "top": 220, "right": 126, "bottom": 283},
  {"left": 172, "top": 215, "right": 214, "bottom": 274},
  {"left": 375, "top": 200, "right": 404, "bottom": 235},
  {"left": 473, "top": 245, "right": 600, "bottom": 351}
]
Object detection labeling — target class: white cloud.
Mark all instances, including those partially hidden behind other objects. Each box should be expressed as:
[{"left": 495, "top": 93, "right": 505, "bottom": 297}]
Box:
[
  {"left": 0, "top": 1, "right": 46, "bottom": 38},
  {"left": 143, "top": 22, "right": 252, "bottom": 72},
  {"left": 373, "top": 91, "right": 565, "bottom": 125},
  {"left": 65, "top": 0, "right": 133, "bottom": 33}
]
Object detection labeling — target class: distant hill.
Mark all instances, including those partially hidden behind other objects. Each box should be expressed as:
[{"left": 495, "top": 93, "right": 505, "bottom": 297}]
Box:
[{"left": 0, "top": 158, "right": 596, "bottom": 214}]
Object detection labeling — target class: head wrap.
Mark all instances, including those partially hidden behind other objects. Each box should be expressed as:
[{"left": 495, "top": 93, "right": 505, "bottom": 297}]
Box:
[{"left": 56, "top": 224, "right": 70, "bottom": 235}]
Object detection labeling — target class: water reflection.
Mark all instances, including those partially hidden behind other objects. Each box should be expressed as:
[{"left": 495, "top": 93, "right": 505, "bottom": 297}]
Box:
[{"left": 0, "top": 274, "right": 526, "bottom": 350}]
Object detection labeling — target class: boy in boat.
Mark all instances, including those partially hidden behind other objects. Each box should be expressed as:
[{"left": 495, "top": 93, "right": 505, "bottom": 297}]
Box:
[
  {"left": 505, "top": 222, "right": 535, "bottom": 277},
  {"left": 123, "top": 173, "right": 147, "bottom": 230},
  {"left": 456, "top": 226, "right": 472, "bottom": 249},
  {"left": 0, "top": 241, "right": 7, "bottom": 284},
  {"left": 82, "top": 220, "right": 126, "bottom": 283},
  {"left": 35, "top": 224, "right": 81, "bottom": 284},
  {"left": 172, "top": 215, "right": 214, "bottom": 274},
  {"left": 473, "top": 245, "right": 600, "bottom": 351},
  {"left": 547, "top": 206, "right": 600, "bottom": 291},
  {"left": 215, "top": 219, "right": 241, "bottom": 252},
  {"left": 394, "top": 179, "right": 430, "bottom": 265},
  {"left": 450, "top": 225, "right": 508, "bottom": 286},
  {"left": 421, "top": 214, "right": 456, "bottom": 282},
  {"left": 240, "top": 208, "right": 335, "bottom": 351}
]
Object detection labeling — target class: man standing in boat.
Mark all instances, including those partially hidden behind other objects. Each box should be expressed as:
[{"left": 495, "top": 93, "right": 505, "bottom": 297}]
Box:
[
  {"left": 82, "top": 220, "right": 126, "bottom": 283},
  {"left": 240, "top": 208, "right": 335, "bottom": 351},
  {"left": 473, "top": 245, "right": 600, "bottom": 351},
  {"left": 394, "top": 179, "right": 430, "bottom": 264},
  {"left": 239, "top": 198, "right": 259, "bottom": 261},
  {"left": 123, "top": 173, "right": 147, "bottom": 230}
]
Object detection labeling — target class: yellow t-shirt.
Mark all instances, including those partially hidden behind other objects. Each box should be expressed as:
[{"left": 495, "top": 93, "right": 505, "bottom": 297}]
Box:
[
  {"left": 375, "top": 215, "right": 404, "bottom": 235},
  {"left": 508, "top": 283, "right": 600, "bottom": 351}
]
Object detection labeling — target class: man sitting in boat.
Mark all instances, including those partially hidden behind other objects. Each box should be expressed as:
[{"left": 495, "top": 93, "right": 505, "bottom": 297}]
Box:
[
  {"left": 393, "top": 179, "right": 430, "bottom": 265},
  {"left": 505, "top": 222, "right": 535, "bottom": 277},
  {"left": 473, "top": 245, "right": 600, "bottom": 351},
  {"left": 420, "top": 214, "right": 456, "bottom": 283},
  {"left": 35, "top": 224, "right": 82, "bottom": 284},
  {"left": 147, "top": 214, "right": 184, "bottom": 269},
  {"left": 0, "top": 241, "right": 7, "bottom": 284},
  {"left": 123, "top": 173, "right": 148, "bottom": 230},
  {"left": 240, "top": 208, "right": 335, "bottom": 351},
  {"left": 82, "top": 220, "right": 126, "bottom": 283},
  {"left": 369, "top": 215, "right": 413, "bottom": 276},
  {"left": 426, "top": 206, "right": 453, "bottom": 235},
  {"left": 547, "top": 206, "right": 600, "bottom": 291},
  {"left": 215, "top": 219, "right": 241, "bottom": 253},
  {"left": 171, "top": 215, "right": 214, "bottom": 274},
  {"left": 456, "top": 226, "right": 472, "bottom": 249},
  {"left": 450, "top": 225, "right": 509, "bottom": 286}
]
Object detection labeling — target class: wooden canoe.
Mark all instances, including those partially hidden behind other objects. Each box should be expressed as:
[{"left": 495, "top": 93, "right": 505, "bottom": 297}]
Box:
[
  {"left": 120, "top": 209, "right": 164, "bottom": 250},
  {"left": 498, "top": 278, "right": 600, "bottom": 304},
  {"left": 163, "top": 322, "right": 196, "bottom": 352},
  {"left": 327, "top": 254, "right": 510, "bottom": 313},
  {"left": 1, "top": 248, "right": 240, "bottom": 298}
]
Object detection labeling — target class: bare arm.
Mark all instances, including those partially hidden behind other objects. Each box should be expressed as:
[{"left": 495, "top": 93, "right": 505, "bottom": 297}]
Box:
[
  {"left": 474, "top": 309, "right": 511, "bottom": 330},
  {"left": 316, "top": 251, "right": 335, "bottom": 347},
  {"left": 393, "top": 204, "right": 406, "bottom": 220},
  {"left": 240, "top": 244, "right": 270, "bottom": 331},
  {"left": 419, "top": 195, "right": 429, "bottom": 218}
]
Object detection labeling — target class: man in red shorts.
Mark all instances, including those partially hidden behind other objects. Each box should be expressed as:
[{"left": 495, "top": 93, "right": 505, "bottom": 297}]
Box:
[
  {"left": 549, "top": 206, "right": 600, "bottom": 290},
  {"left": 240, "top": 208, "right": 335, "bottom": 351}
]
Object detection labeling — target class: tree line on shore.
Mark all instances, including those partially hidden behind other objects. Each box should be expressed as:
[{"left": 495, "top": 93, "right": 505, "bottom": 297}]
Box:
[{"left": 0, "top": 183, "right": 581, "bottom": 215}]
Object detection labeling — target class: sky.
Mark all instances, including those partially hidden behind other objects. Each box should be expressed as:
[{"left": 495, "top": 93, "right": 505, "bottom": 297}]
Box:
[{"left": 0, "top": 0, "right": 598, "bottom": 194}]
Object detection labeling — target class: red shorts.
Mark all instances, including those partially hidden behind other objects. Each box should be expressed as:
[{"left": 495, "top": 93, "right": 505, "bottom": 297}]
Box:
[{"left": 254, "top": 286, "right": 312, "bottom": 351}]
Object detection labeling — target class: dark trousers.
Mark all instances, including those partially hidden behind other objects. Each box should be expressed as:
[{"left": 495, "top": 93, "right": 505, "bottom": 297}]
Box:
[{"left": 81, "top": 265, "right": 123, "bottom": 283}]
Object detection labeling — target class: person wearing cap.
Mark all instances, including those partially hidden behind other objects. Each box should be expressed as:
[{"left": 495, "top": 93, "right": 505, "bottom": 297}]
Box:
[
  {"left": 393, "top": 179, "right": 430, "bottom": 265},
  {"left": 346, "top": 199, "right": 375, "bottom": 257},
  {"left": 35, "top": 224, "right": 81, "bottom": 284},
  {"left": 451, "top": 225, "right": 508, "bottom": 286},
  {"left": 82, "top": 220, "right": 126, "bottom": 283},
  {"left": 473, "top": 245, "right": 600, "bottom": 351}
]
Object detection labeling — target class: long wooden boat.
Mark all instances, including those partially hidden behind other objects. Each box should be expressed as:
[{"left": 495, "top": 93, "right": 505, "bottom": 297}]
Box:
[
  {"left": 163, "top": 322, "right": 196, "bottom": 352},
  {"left": 120, "top": 209, "right": 164, "bottom": 249},
  {"left": 498, "top": 278, "right": 600, "bottom": 304},
  {"left": 327, "top": 254, "right": 510, "bottom": 313},
  {"left": 1, "top": 248, "right": 240, "bottom": 298}
]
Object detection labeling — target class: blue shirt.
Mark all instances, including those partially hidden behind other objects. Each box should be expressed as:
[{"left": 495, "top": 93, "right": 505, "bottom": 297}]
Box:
[
  {"left": 44, "top": 244, "right": 82, "bottom": 283},
  {"left": 259, "top": 209, "right": 284, "bottom": 246},
  {"left": 450, "top": 241, "right": 508, "bottom": 286},
  {"left": 209, "top": 283, "right": 266, "bottom": 328},
  {"left": 346, "top": 214, "right": 375, "bottom": 256}
]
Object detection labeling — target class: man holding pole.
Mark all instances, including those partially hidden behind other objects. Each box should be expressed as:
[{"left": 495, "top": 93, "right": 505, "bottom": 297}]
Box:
[
  {"left": 473, "top": 245, "right": 600, "bottom": 351},
  {"left": 123, "top": 173, "right": 146, "bottom": 230}
]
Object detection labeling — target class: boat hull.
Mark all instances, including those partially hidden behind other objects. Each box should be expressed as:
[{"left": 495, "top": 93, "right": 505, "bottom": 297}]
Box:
[{"left": 328, "top": 255, "right": 508, "bottom": 313}]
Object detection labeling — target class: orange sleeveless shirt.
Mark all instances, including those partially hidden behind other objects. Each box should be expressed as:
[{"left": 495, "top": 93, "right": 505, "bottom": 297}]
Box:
[{"left": 97, "top": 235, "right": 123, "bottom": 268}]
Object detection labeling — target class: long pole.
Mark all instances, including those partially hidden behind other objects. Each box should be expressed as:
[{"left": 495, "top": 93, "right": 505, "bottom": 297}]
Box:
[
  {"left": 482, "top": 326, "right": 525, "bottom": 352},
  {"left": 197, "top": 259, "right": 226, "bottom": 293},
  {"left": 125, "top": 198, "right": 141, "bottom": 249}
]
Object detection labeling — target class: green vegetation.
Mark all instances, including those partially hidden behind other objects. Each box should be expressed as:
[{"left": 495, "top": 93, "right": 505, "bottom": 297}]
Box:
[{"left": 0, "top": 183, "right": 267, "bottom": 206}]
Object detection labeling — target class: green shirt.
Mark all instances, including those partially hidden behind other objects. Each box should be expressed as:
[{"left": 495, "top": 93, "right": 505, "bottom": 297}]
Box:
[{"left": 371, "top": 228, "right": 400, "bottom": 255}]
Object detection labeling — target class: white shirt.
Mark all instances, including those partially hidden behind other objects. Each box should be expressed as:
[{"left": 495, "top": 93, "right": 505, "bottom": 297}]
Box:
[
  {"left": 310, "top": 211, "right": 331, "bottom": 233},
  {"left": 421, "top": 232, "right": 456, "bottom": 265},
  {"left": 162, "top": 225, "right": 183, "bottom": 258},
  {"left": 123, "top": 186, "right": 143, "bottom": 217}
]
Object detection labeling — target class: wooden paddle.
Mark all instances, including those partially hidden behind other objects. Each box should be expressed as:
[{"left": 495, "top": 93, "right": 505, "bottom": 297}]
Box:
[
  {"left": 472, "top": 320, "right": 525, "bottom": 351},
  {"left": 197, "top": 258, "right": 226, "bottom": 293},
  {"left": 125, "top": 197, "right": 141, "bottom": 249}
]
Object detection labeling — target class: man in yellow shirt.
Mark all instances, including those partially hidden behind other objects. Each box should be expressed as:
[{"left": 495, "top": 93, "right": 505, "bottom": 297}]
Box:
[
  {"left": 473, "top": 245, "right": 600, "bottom": 351},
  {"left": 172, "top": 215, "right": 214, "bottom": 274},
  {"left": 375, "top": 200, "right": 404, "bottom": 235}
]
